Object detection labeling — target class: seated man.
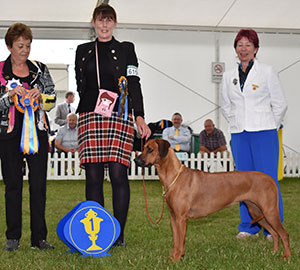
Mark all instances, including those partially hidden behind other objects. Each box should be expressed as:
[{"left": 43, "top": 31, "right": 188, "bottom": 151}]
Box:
[
  {"left": 55, "top": 113, "right": 78, "bottom": 154},
  {"left": 55, "top": 113, "right": 78, "bottom": 175},
  {"left": 199, "top": 119, "right": 227, "bottom": 156},
  {"left": 162, "top": 112, "right": 191, "bottom": 152}
]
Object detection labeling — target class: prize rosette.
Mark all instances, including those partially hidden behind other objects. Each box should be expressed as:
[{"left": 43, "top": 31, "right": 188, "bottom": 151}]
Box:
[
  {"left": 6, "top": 78, "right": 22, "bottom": 90},
  {"left": 4, "top": 78, "right": 23, "bottom": 132},
  {"left": 118, "top": 76, "right": 128, "bottom": 120},
  {"left": 40, "top": 93, "right": 56, "bottom": 111},
  {"left": 13, "top": 88, "right": 40, "bottom": 154},
  {"left": 57, "top": 201, "right": 121, "bottom": 258}
]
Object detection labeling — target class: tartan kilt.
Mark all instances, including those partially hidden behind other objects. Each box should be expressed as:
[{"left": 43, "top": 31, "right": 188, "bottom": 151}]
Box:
[{"left": 78, "top": 111, "right": 134, "bottom": 167}]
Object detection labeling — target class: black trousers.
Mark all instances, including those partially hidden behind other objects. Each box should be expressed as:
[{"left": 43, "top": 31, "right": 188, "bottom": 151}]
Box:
[{"left": 0, "top": 131, "right": 48, "bottom": 244}]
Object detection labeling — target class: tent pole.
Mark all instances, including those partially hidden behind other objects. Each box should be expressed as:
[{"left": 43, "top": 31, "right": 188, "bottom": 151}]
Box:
[{"left": 215, "top": 35, "right": 220, "bottom": 128}]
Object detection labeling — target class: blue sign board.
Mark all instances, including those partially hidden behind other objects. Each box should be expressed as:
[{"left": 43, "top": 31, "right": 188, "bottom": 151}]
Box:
[{"left": 57, "top": 201, "right": 120, "bottom": 257}]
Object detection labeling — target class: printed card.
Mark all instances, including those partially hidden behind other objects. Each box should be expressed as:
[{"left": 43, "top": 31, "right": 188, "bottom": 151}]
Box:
[{"left": 94, "top": 89, "right": 118, "bottom": 117}]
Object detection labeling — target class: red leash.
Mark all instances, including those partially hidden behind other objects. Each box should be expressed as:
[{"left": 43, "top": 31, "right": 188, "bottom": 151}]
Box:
[{"left": 140, "top": 138, "right": 166, "bottom": 224}]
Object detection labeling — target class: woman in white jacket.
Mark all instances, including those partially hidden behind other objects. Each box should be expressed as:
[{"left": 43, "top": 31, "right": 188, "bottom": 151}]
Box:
[{"left": 221, "top": 29, "right": 287, "bottom": 239}]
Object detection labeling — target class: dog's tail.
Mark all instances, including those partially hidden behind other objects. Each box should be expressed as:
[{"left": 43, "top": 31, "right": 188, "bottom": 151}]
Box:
[{"left": 250, "top": 215, "right": 264, "bottom": 224}]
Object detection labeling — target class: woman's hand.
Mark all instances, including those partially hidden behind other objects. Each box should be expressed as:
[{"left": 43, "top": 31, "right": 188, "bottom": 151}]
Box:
[
  {"left": 8, "top": 86, "right": 41, "bottom": 102},
  {"left": 28, "top": 87, "right": 42, "bottom": 101},
  {"left": 8, "top": 85, "right": 26, "bottom": 100},
  {"left": 135, "top": 116, "right": 151, "bottom": 140}
]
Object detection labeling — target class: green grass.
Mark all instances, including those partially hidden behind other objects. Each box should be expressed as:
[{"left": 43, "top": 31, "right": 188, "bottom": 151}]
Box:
[{"left": 0, "top": 178, "right": 299, "bottom": 270}]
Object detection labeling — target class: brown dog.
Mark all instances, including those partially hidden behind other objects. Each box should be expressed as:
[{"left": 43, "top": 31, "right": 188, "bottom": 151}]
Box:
[{"left": 134, "top": 139, "right": 291, "bottom": 262}]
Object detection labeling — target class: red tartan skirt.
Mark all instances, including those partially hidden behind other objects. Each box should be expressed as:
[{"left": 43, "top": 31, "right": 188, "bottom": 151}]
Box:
[{"left": 78, "top": 112, "right": 134, "bottom": 168}]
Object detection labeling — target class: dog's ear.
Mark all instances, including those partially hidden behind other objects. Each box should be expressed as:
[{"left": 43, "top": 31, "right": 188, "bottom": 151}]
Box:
[{"left": 157, "top": 139, "right": 170, "bottom": 158}]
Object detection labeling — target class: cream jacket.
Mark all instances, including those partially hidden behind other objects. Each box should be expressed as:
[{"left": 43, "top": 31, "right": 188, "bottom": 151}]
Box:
[{"left": 221, "top": 60, "right": 287, "bottom": 134}]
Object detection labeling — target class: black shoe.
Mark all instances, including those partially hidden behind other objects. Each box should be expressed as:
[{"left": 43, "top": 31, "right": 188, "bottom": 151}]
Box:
[
  {"left": 5, "top": 239, "right": 20, "bottom": 251},
  {"left": 112, "top": 239, "right": 126, "bottom": 248},
  {"left": 31, "top": 240, "right": 54, "bottom": 250}
]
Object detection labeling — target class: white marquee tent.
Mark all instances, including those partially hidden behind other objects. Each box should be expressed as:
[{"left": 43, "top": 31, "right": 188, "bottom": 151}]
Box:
[
  {"left": 2, "top": 0, "right": 300, "bottom": 34},
  {"left": 0, "top": 0, "right": 300, "bottom": 153}
]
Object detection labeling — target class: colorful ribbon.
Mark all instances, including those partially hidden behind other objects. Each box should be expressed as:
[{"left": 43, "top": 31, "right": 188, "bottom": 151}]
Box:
[
  {"left": 14, "top": 91, "right": 39, "bottom": 154},
  {"left": 0, "top": 74, "right": 19, "bottom": 132},
  {"left": 40, "top": 93, "right": 56, "bottom": 111},
  {"left": 118, "top": 76, "right": 128, "bottom": 121}
]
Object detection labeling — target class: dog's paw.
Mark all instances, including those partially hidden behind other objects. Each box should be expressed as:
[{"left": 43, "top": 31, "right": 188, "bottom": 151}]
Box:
[{"left": 169, "top": 253, "right": 184, "bottom": 262}]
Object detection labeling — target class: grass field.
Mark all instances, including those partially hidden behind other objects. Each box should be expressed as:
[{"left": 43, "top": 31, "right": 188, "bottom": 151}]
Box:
[{"left": 0, "top": 178, "right": 299, "bottom": 270}]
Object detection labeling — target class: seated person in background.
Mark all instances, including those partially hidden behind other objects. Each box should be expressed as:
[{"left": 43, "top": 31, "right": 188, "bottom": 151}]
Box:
[
  {"left": 55, "top": 113, "right": 78, "bottom": 155},
  {"left": 162, "top": 112, "right": 191, "bottom": 152},
  {"left": 199, "top": 119, "right": 227, "bottom": 155}
]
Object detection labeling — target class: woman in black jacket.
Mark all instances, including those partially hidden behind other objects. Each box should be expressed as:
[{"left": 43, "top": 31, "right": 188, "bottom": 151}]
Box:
[{"left": 75, "top": 4, "right": 151, "bottom": 246}]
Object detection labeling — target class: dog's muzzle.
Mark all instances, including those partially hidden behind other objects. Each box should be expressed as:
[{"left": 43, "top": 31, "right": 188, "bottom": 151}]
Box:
[
  {"left": 134, "top": 156, "right": 153, "bottom": 168},
  {"left": 134, "top": 156, "right": 145, "bottom": 167}
]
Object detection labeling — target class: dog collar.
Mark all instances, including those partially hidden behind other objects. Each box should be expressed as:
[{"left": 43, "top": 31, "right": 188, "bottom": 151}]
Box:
[{"left": 162, "top": 164, "right": 184, "bottom": 197}]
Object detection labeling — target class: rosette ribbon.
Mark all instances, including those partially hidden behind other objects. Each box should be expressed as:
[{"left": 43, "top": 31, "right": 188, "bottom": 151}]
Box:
[
  {"left": 118, "top": 76, "right": 128, "bottom": 121},
  {"left": 14, "top": 91, "right": 39, "bottom": 154},
  {"left": 5, "top": 78, "right": 23, "bottom": 132}
]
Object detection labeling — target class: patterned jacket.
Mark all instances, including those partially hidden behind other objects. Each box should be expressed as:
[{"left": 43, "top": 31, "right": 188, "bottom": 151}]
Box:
[{"left": 0, "top": 55, "right": 56, "bottom": 139}]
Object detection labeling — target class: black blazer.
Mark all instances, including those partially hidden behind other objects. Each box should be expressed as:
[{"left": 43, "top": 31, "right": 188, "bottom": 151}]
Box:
[{"left": 75, "top": 37, "right": 145, "bottom": 119}]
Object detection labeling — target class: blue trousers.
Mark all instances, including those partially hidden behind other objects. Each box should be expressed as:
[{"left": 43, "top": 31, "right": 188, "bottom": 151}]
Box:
[{"left": 231, "top": 129, "right": 283, "bottom": 235}]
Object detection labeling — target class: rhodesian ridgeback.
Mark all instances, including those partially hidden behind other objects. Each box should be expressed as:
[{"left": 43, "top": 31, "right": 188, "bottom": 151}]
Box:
[{"left": 134, "top": 139, "right": 291, "bottom": 262}]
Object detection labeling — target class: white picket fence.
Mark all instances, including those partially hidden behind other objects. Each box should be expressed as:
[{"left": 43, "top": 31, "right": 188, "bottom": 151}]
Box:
[
  {"left": 0, "top": 151, "right": 299, "bottom": 180},
  {"left": 284, "top": 152, "right": 300, "bottom": 177},
  {"left": 129, "top": 151, "right": 234, "bottom": 180}
]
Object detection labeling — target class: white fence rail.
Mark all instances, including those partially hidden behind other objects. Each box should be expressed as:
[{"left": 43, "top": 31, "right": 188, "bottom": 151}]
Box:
[
  {"left": 0, "top": 151, "right": 299, "bottom": 180},
  {"left": 129, "top": 151, "right": 234, "bottom": 180},
  {"left": 284, "top": 152, "right": 300, "bottom": 177}
]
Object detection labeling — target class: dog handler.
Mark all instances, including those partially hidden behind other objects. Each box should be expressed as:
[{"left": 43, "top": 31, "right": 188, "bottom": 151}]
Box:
[
  {"left": 221, "top": 29, "right": 287, "bottom": 239},
  {"left": 75, "top": 4, "right": 151, "bottom": 247}
]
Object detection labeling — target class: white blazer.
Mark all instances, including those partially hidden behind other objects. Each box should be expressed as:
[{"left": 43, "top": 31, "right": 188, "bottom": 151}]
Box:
[{"left": 221, "top": 60, "right": 288, "bottom": 134}]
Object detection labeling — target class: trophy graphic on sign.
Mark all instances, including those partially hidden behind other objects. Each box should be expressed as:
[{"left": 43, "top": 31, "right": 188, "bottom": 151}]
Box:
[
  {"left": 80, "top": 209, "right": 103, "bottom": 251},
  {"left": 57, "top": 201, "right": 121, "bottom": 257}
]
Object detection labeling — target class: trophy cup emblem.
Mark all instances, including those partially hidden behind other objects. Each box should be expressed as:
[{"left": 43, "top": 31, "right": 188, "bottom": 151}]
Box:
[
  {"left": 57, "top": 201, "right": 121, "bottom": 257},
  {"left": 80, "top": 209, "right": 103, "bottom": 251}
]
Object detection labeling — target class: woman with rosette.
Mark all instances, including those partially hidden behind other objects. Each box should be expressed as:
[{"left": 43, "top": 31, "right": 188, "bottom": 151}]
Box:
[
  {"left": 0, "top": 23, "right": 56, "bottom": 251},
  {"left": 75, "top": 4, "right": 151, "bottom": 247},
  {"left": 221, "top": 29, "right": 288, "bottom": 240}
]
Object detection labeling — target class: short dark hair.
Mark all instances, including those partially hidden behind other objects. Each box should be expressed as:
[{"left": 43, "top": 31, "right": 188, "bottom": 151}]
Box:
[
  {"left": 5, "top": 23, "right": 33, "bottom": 48},
  {"left": 234, "top": 29, "right": 259, "bottom": 53},
  {"left": 65, "top": 91, "right": 75, "bottom": 99},
  {"left": 92, "top": 4, "right": 117, "bottom": 22},
  {"left": 172, "top": 112, "right": 182, "bottom": 119},
  {"left": 172, "top": 112, "right": 182, "bottom": 121}
]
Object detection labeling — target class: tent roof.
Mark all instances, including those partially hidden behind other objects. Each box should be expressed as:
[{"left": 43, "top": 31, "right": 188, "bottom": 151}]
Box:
[{"left": 1, "top": 0, "right": 300, "bottom": 39}]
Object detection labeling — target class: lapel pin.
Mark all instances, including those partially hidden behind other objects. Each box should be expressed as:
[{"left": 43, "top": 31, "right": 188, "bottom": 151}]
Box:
[{"left": 252, "top": 84, "right": 259, "bottom": 91}]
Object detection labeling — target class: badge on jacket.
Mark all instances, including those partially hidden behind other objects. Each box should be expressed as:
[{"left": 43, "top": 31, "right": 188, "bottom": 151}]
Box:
[
  {"left": 127, "top": 65, "right": 138, "bottom": 76},
  {"left": 252, "top": 84, "right": 259, "bottom": 91}
]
